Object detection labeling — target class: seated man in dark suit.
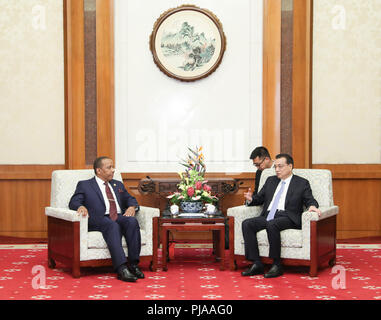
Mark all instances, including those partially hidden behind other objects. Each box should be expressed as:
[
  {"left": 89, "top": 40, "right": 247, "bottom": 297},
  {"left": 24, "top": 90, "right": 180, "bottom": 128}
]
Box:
[
  {"left": 242, "top": 153, "right": 321, "bottom": 278},
  {"left": 69, "top": 156, "right": 143, "bottom": 282},
  {"left": 246, "top": 146, "right": 274, "bottom": 199}
]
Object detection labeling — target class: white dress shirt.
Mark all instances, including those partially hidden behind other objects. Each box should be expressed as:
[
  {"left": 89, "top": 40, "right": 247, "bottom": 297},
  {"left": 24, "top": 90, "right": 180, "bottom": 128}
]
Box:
[
  {"left": 95, "top": 176, "right": 122, "bottom": 215},
  {"left": 267, "top": 174, "right": 293, "bottom": 211}
]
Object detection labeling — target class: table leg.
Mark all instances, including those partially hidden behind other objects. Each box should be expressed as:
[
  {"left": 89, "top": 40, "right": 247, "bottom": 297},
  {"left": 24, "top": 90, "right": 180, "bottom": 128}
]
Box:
[
  {"left": 228, "top": 216, "right": 236, "bottom": 271},
  {"left": 151, "top": 217, "right": 159, "bottom": 272},
  {"left": 161, "top": 227, "right": 168, "bottom": 271},
  {"left": 213, "top": 230, "right": 220, "bottom": 260},
  {"left": 219, "top": 228, "right": 225, "bottom": 271},
  {"left": 166, "top": 230, "right": 171, "bottom": 262}
]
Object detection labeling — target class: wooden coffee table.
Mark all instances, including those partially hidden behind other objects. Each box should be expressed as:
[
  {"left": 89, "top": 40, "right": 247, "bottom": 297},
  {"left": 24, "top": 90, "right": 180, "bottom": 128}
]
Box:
[{"left": 159, "top": 212, "right": 227, "bottom": 271}]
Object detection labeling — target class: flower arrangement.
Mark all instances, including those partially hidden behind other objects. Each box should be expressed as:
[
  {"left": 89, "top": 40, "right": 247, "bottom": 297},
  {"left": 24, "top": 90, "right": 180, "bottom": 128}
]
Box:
[{"left": 167, "top": 146, "right": 218, "bottom": 206}]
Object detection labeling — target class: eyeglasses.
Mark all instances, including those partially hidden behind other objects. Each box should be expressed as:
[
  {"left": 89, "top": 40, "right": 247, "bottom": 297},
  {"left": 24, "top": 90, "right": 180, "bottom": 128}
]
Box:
[{"left": 253, "top": 158, "right": 265, "bottom": 168}]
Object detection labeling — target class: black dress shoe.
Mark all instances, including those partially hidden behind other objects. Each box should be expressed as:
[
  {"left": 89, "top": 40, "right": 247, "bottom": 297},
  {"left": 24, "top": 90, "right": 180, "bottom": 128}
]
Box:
[
  {"left": 117, "top": 267, "right": 138, "bottom": 282},
  {"left": 264, "top": 264, "right": 284, "bottom": 278},
  {"left": 241, "top": 263, "right": 264, "bottom": 276},
  {"left": 128, "top": 265, "right": 145, "bottom": 279}
]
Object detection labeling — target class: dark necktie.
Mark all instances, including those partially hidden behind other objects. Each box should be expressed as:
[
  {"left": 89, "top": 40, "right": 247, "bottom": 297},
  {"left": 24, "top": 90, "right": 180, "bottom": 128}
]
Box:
[{"left": 104, "top": 182, "right": 117, "bottom": 221}]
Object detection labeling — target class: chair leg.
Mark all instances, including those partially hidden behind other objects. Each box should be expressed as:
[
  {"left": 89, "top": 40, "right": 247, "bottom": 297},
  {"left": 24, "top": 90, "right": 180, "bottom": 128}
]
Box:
[
  {"left": 309, "top": 263, "right": 318, "bottom": 277},
  {"left": 230, "top": 259, "right": 237, "bottom": 271},
  {"left": 48, "top": 257, "right": 56, "bottom": 269},
  {"left": 149, "top": 260, "right": 158, "bottom": 272},
  {"left": 72, "top": 263, "right": 81, "bottom": 278}
]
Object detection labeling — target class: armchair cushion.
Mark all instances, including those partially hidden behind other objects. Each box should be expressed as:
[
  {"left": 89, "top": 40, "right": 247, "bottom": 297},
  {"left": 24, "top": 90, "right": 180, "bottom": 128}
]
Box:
[
  {"left": 256, "top": 229, "right": 302, "bottom": 248},
  {"left": 87, "top": 230, "right": 148, "bottom": 249}
]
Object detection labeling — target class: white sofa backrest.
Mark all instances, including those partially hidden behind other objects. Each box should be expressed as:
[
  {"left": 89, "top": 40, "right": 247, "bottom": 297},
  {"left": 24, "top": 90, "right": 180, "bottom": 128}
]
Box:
[
  {"left": 258, "top": 168, "right": 334, "bottom": 207},
  {"left": 50, "top": 169, "right": 123, "bottom": 208}
]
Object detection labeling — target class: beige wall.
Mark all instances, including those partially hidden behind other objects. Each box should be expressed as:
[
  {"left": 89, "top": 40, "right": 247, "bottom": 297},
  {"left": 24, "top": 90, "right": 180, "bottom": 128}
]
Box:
[
  {"left": 312, "top": 0, "right": 381, "bottom": 164},
  {"left": 0, "top": 0, "right": 65, "bottom": 164}
]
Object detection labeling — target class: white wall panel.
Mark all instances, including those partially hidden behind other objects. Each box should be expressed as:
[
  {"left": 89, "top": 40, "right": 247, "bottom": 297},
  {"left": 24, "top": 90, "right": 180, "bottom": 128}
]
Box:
[{"left": 115, "top": 0, "right": 263, "bottom": 172}]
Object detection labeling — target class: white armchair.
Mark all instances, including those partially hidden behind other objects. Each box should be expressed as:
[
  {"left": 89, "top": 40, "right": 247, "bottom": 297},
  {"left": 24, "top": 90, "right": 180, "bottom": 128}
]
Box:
[
  {"left": 45, "top": 170, "right": 160, "bottom": 277},
  {"left": 227, "top": 168, "right": 339, "bottom": 277}
]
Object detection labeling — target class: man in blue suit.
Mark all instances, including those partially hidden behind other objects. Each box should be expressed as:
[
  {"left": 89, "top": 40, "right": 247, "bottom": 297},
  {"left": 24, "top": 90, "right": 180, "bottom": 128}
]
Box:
[{"left": 69, "top": 156, "right": 143, "bottom": 282}]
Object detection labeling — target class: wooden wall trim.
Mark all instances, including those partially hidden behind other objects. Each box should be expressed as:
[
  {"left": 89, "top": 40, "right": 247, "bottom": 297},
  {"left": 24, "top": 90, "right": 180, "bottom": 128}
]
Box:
[
  {"left": 64, "top": 0, "right": 86, "bottom": 169},
  {"left": 292, "top": 0, "right": 313, "bottom": 168},
  {"left": 312, "top": 164, "right": 381, "bottom": 179},
  {"left": 262, "top": 0, "right": 281, "bottom": 157},
  {"left": 96, "top": 0, "right": 115, "bottom": 160},
  {"left": 0, "top": 165, "right": 65, "bottom": 180}
]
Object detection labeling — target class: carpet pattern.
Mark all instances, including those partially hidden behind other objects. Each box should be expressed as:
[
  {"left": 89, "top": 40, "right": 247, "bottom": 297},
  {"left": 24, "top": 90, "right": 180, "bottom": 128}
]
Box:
[{"left": 0, "top": 244, "right": 380, "bottom": 300}]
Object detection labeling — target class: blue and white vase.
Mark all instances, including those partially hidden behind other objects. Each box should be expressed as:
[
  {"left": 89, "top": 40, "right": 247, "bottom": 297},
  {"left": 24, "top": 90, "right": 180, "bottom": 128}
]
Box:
[{"left": 180, "top": 201, "right": 203, "bottom": 213}]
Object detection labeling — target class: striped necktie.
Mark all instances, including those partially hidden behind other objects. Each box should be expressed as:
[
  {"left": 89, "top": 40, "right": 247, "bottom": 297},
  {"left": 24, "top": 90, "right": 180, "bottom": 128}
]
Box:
[{"left": 104, "top": 182, "right": 117, "bottom": 221}]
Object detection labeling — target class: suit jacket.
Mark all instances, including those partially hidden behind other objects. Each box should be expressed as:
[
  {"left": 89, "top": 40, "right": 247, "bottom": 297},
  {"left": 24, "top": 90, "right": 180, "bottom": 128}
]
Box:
[
  {"left": 69, "top": 177, "right": 139, "bottom": 230},
  {"left": 254, "top": 169, "right": 263, "bottom": 195},
  {"left": 248, "top": 174, "right": 318, "bottom": 228}
]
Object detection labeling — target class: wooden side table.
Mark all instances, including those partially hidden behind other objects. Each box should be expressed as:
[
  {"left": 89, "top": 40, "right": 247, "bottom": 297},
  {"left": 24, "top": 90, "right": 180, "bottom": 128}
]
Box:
[{"left": 161, "top": 222, "right": 226, "bottom": 271}]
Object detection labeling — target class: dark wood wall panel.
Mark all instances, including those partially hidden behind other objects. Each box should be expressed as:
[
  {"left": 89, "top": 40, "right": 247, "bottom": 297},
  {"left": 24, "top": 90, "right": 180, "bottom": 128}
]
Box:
[
  {"left": 280, "top": 0, "right": 293, "bottom": 154},
  {"left": 84, "top": 0, "right": 98, "bottom": 165}
]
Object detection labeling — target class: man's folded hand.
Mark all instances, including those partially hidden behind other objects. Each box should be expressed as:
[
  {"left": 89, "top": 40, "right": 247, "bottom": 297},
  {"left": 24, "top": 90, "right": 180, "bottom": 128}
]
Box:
[{"left": 77, "top": 206, "right": 89, "bottom": 217}]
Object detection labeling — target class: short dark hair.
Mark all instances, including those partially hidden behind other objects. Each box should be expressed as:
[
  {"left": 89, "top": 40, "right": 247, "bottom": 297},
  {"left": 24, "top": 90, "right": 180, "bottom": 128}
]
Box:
[
  {"left": 250, "top": 146, "right": 271, "bottom": 160},
  {"left": 275, "top": 153, "right": 294, "bottom": 167},
  {"left": 93, "top": 156, "right": 111, "bottom": 174}
]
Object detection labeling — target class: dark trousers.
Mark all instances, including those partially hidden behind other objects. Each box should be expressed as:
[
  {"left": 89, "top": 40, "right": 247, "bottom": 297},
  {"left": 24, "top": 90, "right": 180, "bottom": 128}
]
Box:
[
  {"left": 89, "top": 214, "right": 141, "bottom": 270},
  {"left": 242, "top": 212, "right": 298, "bottom": 263}
]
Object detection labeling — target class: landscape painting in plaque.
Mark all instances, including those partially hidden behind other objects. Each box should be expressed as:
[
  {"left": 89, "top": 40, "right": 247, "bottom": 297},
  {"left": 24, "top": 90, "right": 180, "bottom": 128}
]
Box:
[{"left": 150, "top": 5, "right": 226, "bottom": 82}]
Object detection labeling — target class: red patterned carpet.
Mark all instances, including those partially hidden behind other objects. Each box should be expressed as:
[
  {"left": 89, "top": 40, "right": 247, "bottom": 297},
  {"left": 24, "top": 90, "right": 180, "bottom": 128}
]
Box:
[{"left": 0, "top": 243, "right": 380, "bottom": 300}]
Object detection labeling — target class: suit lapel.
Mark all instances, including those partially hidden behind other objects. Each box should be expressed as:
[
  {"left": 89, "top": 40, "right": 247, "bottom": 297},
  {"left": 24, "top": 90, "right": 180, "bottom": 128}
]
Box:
[
  {"left": 90, "top": 177, "right": 105, "bottom": 205},
  {"left": 270, "top": 177, "right": 280, "bottom": 196},
  {"left": 284, "top": 175, "right": 295, "bottom": 207}
]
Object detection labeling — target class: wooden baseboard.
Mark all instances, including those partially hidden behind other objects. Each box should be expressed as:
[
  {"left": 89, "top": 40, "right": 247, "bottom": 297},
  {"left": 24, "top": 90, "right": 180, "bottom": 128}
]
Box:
[
  {"left": 337, "top": 231, "right": 381, "bottom": 240},
  {"left": 0, "top": 231, "right": 47, "bottom": 239}
]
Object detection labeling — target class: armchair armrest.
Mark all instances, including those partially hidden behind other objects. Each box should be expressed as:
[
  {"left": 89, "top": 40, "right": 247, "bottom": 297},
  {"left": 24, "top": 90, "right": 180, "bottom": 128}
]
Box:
[
  {"left": 227, "top": 205, "right": 263, "bottom": 256},
  {"left": 227, "top": 205, "right": 262, "bottom": 219},
  {"left": 300, "top": 206, "right": 339, "bottom": 251},
  {"left": 45, "top": 207, "right": 84, "bottom": 222},
  {"left": 227, "top": 205, "right": 262, "bottom": 237},
  {"left": 135, "top": 206, "right": 160, "bottom": 260},
  {"left": 45, "top": 207, "right": 89, "bottom": 261},
  {"left": 301, "top": 206, "right": 339, "bottom": 225},
  {"left": 310, "top": 206, "right": 339, "bottom": 221},
  {"left": 135, "top": 206, "right": 160, "bottom": 231}
]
